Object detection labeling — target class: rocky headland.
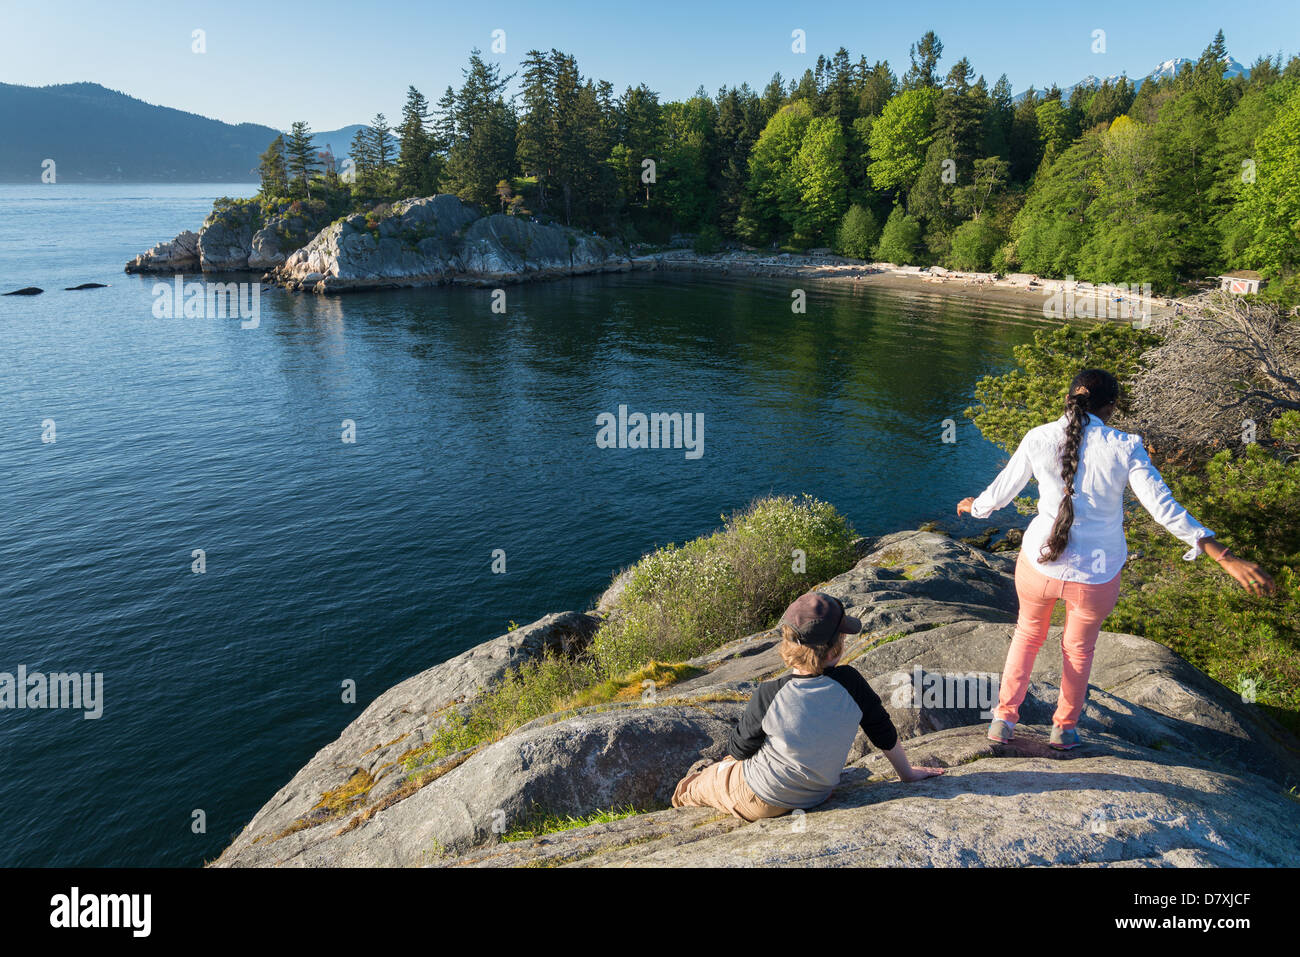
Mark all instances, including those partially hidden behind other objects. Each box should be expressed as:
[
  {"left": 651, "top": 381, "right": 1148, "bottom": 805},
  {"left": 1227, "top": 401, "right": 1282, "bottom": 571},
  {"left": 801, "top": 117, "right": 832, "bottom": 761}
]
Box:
[{"left": 213, "top": 529, "right": 1300, "bottom": 868}]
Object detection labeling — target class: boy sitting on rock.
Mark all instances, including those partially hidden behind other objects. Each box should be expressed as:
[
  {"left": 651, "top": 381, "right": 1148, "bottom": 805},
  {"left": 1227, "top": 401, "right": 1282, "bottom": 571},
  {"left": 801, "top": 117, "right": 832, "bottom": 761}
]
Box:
[{"left": 671, "top": 591, "right": 943, "bottom": 821}]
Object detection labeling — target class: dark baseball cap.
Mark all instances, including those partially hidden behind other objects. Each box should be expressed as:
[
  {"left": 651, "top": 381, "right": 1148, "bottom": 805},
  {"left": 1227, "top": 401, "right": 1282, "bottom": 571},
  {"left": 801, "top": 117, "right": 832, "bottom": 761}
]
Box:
[{"left": 780, "top": 591, "right": 862, "bottom": 646}]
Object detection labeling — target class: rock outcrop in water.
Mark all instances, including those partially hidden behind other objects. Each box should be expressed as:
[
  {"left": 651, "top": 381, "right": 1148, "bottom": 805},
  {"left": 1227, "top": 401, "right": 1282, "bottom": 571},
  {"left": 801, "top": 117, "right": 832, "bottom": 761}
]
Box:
[
  {"left": 270, "top": 195, "right": 631, "bottom": 292},
  {"left": 126, "top": 197, "right": 332, "bottom": 274},
  {"left": 125, "top": 194, "right": 631, "bottom": 290},
  {"left": 213, "top": 530, "right": 1300, "bottom": 868}
]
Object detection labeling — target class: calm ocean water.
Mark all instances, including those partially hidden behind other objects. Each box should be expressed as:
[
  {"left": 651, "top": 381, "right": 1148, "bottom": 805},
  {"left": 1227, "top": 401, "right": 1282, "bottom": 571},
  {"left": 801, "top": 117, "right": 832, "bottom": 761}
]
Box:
[{"left": 0, "top": 183, "right": 1042, "bottom": 866}]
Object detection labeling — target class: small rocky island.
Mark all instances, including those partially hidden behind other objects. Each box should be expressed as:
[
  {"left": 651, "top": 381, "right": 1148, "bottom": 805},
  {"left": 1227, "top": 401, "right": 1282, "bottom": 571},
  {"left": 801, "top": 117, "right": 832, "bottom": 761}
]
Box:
[
  {"left": 213, "top": 530, "right": 1300, "bottom": 868},
  {"left": 126, "top": 194, "right": 631, "bottom": 292}
]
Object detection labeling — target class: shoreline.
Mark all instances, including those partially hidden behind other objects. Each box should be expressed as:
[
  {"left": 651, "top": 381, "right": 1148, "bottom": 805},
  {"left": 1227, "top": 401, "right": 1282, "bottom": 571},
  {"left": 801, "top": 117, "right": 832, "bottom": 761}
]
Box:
[
  {"left": 118, "top": 194, "right": 1178, "bottom": 322},
  {"left": 636, "top": 250, "right": 1178, "bottom": 320}
]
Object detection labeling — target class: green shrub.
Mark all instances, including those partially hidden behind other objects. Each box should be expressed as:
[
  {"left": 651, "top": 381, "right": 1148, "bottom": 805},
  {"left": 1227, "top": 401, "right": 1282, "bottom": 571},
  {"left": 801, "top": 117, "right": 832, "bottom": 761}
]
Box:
[
  {"left": 834, "top": 204, "right": 881, "bottom": 260},
  {"left": 589, "top": 495, "right": 858, "bottom": 675},
  {"left": 873, "top": 206, "right": 923, "bottom": 265},
  {"left": 693, "top": 225, "right": 724, "bottom": 254},
  {"left": 948, "top": 217, "right": 1004, "bottom": 272}
]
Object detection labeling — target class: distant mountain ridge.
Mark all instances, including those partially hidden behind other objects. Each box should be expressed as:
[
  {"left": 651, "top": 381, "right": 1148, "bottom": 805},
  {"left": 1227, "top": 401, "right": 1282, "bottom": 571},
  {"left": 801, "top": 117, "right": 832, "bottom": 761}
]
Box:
[
  {"left": 0, "top": 81, "right": 362, "bottom": 183},
  {"left": 1013, "top": 55, "right": 1250, "bottom": 102}
]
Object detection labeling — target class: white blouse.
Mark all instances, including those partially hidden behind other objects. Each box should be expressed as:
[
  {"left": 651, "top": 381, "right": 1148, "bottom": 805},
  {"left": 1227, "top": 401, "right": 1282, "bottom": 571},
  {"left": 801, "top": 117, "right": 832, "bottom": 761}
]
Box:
[{"left": 970, "top": 412, "right": 1215, "bottom": 583}]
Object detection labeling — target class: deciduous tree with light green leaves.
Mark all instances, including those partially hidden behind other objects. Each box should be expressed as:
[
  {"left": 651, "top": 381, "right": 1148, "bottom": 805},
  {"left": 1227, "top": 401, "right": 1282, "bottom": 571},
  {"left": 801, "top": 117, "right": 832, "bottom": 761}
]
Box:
[
  {"left": 874, "top": 205, "right": 924, "bottom": 264},
  {"left": 867, "top": 87, "right": 939, "bottom": 195},
  {"left": 792, "top": 115, "right": 849, "bottom": 244},
  {"left": 948, "top": 216, "right": 1003, "bottom": 271},
  {"left": 741, "top": 100, "right": 814, "bottom": 243},
  {"left": 1232, "top": 82, "right": 1300, "bottom": 280},
  {"left": 834, "top": 204, "right": 880, "bottom": 259}
]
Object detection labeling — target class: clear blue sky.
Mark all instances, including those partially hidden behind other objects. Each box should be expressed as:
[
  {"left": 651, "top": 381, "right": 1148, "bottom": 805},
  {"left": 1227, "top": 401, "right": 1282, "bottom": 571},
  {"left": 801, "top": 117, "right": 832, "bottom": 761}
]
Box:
[{"left": 3, "top": 0, "right": 1298, "bottom": 131}]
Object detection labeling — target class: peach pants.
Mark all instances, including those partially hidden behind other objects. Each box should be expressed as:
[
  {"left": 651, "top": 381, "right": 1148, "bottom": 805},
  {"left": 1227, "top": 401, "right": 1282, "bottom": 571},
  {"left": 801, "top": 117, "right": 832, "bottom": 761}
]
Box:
[{"left": 994, "top": 553, "right": 1123, "bottom": 730}]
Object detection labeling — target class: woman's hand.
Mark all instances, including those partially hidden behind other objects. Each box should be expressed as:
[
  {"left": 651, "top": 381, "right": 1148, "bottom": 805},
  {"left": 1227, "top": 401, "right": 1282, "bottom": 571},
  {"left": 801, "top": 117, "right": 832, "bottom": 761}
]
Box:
[
  {"left": 956, "top": 497, "right": 975, "bottom": 516},
  {"left": 1204, "top": 540, "right": 1277, "bottom": 596},
  {"left": 1220, "top": 554, "right": 1277, "bottom": 597}
]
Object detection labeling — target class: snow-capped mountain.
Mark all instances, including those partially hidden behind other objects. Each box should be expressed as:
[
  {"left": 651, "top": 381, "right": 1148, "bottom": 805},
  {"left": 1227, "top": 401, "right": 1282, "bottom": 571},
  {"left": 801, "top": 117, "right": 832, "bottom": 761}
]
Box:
[{"left": 1013, "top": 56, "right": 1250, "bottom": 102}]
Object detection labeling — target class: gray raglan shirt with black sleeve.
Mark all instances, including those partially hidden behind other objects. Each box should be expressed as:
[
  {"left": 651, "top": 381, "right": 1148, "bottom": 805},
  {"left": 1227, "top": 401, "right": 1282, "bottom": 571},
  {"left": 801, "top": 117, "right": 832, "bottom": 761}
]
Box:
[{"left": 728, "top": 666, "right": 899, "bottom": 809}]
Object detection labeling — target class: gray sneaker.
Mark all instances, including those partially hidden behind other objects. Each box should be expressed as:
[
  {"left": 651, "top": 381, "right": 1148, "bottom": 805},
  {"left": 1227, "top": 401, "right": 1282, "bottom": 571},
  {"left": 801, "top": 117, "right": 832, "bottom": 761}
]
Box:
[
  {"left": 987, "top": 719, "right": 1015, "bottom": 744},
  {"left": 1050, "top": 726, "right": 1081, "bottom": 750}
]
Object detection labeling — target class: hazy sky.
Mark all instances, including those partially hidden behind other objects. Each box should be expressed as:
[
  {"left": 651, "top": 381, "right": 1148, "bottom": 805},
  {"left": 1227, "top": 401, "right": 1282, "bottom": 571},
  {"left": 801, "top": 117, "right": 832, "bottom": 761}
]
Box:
[{"left": 3, "top": 0, "right": 1298, "bottom": 131}]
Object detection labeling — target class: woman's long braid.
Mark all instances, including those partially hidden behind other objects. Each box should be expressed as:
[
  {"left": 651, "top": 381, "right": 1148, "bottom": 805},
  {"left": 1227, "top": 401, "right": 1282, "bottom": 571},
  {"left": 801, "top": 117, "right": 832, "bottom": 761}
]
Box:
[{"left": 1038, "top": 369, "right": 1121, "bottom": 564}]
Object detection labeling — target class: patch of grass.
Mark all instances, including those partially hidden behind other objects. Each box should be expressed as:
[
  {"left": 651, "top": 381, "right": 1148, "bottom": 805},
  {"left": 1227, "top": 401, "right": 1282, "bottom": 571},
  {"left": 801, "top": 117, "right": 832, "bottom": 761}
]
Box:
[
  {"left": 871, "top": 632, "right": 908, "bottom": 646},
  {"left": 562, "top": 661, "right": 704, "bottom": 709},
  {"left": 874, "top": 548, "right": 905, "bottom": 568},
  {"left": 400, "top": 653, "right": 601, "bottom": 772},
  {"left": 335, "top": 747, "right": 481, "bottom": 837},
  {"left": 312, "top": 769, "right": 374, "bottom": 817},
  {"left": 501, "top": 805, "right": 642, "bottom": 842},
  {"left": 665, "top": 690, "right": 751, "bottom": 705},
  {"left": 360, "top": 733, "right": 409, "bottom": 757},
  {"left": 267, "top": 768, "right": 376, "bottom": 842}
]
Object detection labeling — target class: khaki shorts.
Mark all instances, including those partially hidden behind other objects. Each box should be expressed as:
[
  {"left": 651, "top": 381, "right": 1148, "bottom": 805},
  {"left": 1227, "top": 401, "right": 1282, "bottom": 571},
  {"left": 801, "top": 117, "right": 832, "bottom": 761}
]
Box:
[{"left": 671, "top": 756, "right": 790, "bottom": 823}]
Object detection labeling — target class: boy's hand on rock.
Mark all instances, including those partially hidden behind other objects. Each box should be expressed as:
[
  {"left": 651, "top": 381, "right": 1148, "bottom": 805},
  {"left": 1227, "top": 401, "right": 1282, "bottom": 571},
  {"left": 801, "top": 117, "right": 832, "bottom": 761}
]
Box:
[{"left": 900, "top": 766, "right": 945, "bottom": 782}]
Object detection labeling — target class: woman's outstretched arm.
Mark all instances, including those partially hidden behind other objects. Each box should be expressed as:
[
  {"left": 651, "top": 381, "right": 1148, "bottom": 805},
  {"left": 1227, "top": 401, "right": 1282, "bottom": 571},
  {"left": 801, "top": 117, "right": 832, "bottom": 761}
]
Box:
[
  {"left": 957, "top": 436, "right": 1033, "bottom": 518},
  {"left": 1127, "top": 441, "right": 1276, "bottom": 596}
]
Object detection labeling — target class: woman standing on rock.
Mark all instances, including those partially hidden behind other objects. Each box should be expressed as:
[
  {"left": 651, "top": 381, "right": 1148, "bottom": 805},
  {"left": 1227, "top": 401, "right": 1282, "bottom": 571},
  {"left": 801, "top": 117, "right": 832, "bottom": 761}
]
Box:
[{"left": 956, "top": 368, "right": 1276, "bottom": 750}]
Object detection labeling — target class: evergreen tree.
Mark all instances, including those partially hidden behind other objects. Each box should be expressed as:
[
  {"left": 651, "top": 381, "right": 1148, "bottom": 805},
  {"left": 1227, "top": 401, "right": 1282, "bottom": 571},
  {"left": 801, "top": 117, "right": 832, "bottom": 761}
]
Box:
[
  {"left": 258, "top": 134, "right": 288, "bottom": 196},
  {"left": 517, "top": 49, "right": 558, "bottom": 211},
  {"left": 1009, "top": 89, "right": 1042, "bottom": 182},
  {"left": 367, "top": 113, "right": 395, "bottom": 171},
  {"left": 285, "top": 121, "right": 319, "bottom": 197},
  {"left": 759, "top": 72, "right": 786, "bottom": 120},
  {"left": 617, "top": 84, "right": 662, "bottom": 205},
  {"left": 903, "top": 31, "right": 944, "bottom": 90},
  {"left": 441, "top": 49, "right": 518, "bottom": 208},
  {"left": 984, "top": 74, "right": 1014, "bottom": 158},
  {"left": 349, "top": 127, "right": 375, "bottom": 177},
  {"left": 825, "top": 47, "right": 857, "bottom": 124},
  {"left": 858, "top": 60, "right": 897, "bottom": 116},
  {"left": 396, "top": 86, "right": 435, "bottom": 197}
]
